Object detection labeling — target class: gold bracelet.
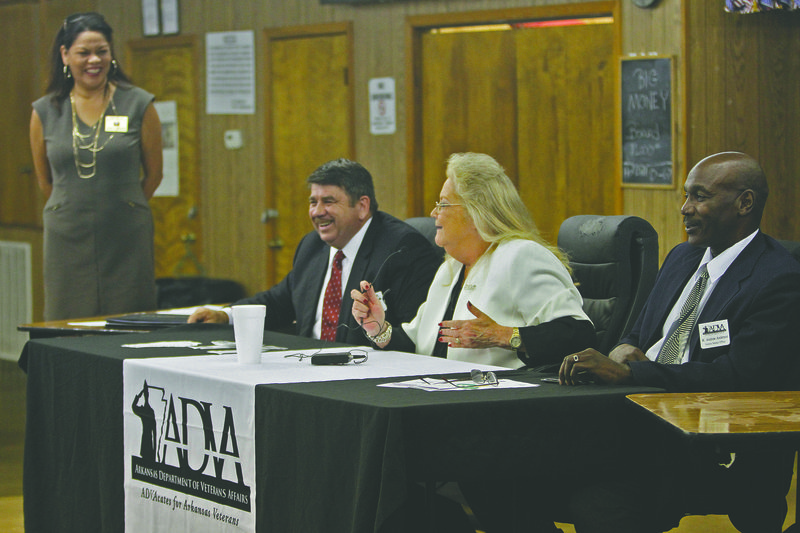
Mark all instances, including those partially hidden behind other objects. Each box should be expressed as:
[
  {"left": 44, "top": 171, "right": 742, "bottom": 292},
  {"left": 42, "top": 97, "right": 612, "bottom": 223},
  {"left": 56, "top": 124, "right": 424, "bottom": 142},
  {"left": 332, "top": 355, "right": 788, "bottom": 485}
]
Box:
[{"left": 368, "top": 322, "right": 392, "bottom": 344}]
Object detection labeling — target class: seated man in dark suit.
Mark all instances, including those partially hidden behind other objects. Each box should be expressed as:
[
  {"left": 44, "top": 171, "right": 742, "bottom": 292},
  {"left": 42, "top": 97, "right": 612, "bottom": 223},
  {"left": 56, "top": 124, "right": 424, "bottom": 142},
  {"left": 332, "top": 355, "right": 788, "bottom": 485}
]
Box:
[
  {"left": 189, "top": 158, "right": 441, "bottom": 346},
  {"left": 559, "top": 152, "right": 800, "bottom": 533}
]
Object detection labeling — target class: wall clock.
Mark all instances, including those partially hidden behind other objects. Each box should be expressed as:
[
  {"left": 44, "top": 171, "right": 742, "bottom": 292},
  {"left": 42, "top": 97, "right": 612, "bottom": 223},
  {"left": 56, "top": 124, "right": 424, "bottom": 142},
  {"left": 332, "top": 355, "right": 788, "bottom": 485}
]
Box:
[{"left": 632, "top": 0, "right": 660, "bottom": 7}]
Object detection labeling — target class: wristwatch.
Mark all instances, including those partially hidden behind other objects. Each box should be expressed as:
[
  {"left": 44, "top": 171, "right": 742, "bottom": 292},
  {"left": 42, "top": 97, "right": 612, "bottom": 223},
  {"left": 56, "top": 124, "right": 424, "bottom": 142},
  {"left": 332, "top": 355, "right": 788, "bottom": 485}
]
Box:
[
  {"left": 509, "top": 327, "right": 522, "bottom": 350},
  {"left": 367, "top": 322, "right": 392, "bottom": 345}
]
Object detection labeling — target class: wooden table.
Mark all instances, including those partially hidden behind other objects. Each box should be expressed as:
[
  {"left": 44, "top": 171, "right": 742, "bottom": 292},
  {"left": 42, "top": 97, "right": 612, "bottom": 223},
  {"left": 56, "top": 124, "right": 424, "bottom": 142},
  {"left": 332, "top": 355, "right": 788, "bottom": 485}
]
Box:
[
  {"left": 17, "top": 308, "right": 202, "bottom": 338},
  {"left": 628, "top": 391, "right": 800, "bottom": 531},
  {"left": 17, "top": 314, "right": 143, "bottom": 338}
]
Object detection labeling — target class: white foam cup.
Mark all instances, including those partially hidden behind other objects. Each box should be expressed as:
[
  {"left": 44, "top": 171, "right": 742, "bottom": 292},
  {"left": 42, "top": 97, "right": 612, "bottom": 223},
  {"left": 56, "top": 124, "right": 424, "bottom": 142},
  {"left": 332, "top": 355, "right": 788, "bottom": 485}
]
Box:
[{"left": 231, "top": 305, "right": 266, "bottom": 364}]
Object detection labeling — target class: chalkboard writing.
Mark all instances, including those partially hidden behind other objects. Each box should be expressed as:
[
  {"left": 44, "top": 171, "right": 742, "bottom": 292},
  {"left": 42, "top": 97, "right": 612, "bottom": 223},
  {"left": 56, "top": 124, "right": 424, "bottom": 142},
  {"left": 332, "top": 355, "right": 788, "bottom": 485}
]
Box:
[{"left": 621, "top": 57, "right": 673, "bottom": 186}]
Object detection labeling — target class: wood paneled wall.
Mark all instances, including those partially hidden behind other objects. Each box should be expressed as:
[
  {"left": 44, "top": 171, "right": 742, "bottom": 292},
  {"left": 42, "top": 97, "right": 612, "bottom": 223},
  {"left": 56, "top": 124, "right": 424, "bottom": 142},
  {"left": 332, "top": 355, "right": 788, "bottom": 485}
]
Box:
[
  {"left": 685, "top": 4, "right": 800, "bottom": 243},
  {"left": 100, "top": 0, "right": 663, "bottom": 294},
  {"left": 621, "top": 0, "right": 685, "bottom": 261},
  {"left": 5, "top": 0, "right": 799, "bottom": 320}
]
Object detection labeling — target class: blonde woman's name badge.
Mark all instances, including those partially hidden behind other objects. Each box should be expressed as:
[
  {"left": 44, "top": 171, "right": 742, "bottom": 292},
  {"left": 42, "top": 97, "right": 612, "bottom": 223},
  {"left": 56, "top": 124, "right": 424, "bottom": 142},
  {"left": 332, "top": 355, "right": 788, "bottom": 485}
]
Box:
[{"left": 105, "top": 116, "right": 128, "bottom": 132}]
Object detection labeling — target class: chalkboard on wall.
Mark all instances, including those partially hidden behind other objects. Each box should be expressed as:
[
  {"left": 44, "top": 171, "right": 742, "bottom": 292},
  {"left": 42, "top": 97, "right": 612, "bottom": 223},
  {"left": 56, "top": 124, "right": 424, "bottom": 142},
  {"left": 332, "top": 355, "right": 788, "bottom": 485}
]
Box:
[{"left": 621, "top": 56, "right": 674, "bottom": 187}]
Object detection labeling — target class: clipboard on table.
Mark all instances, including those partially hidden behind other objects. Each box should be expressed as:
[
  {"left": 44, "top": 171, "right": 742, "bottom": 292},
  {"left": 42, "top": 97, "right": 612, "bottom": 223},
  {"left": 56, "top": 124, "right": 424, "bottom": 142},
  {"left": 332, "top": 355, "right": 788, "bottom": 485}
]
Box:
[{"left": 105, "top": 313, "right": 190, "bottom": 329}]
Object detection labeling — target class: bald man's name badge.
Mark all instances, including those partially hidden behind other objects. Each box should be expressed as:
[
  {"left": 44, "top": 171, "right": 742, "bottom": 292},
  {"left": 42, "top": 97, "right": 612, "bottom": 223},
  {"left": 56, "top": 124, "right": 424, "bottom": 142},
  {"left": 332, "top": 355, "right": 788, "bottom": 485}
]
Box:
[
  {"left": 699, "top": 319, "right": 730, "bottom": 349},
  {"left": 105, "top": 116, "right": 128, "bottom": 133}
]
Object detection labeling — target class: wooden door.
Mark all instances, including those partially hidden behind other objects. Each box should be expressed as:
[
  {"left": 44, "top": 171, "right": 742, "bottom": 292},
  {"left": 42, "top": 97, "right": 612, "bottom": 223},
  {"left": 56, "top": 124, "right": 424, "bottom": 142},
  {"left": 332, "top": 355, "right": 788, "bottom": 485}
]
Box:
[
  {"left": 419, "top": 30, "right": 518, "bottom": 214},
  {"left": 127, "top": 36, "right": 202, "bottom": 278},
  {"left": 411, "top": 8, "right": 619, "bottom": 243},
  {"left": 264, "top": 23, "right": 354, "bottom": 286},
  {"left": 0, "top": 3, "right": 39, "bottom": 226},
  {"left": 517, "top": 21, "right": 617, "bottom": 242}
]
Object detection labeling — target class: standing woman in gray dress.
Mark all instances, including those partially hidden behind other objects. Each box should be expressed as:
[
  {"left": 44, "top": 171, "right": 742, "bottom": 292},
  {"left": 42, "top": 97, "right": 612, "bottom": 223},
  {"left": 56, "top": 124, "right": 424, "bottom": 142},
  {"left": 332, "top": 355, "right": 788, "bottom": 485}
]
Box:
[{"left": 30, "top": 12, "right": 163, "bottom": 320}]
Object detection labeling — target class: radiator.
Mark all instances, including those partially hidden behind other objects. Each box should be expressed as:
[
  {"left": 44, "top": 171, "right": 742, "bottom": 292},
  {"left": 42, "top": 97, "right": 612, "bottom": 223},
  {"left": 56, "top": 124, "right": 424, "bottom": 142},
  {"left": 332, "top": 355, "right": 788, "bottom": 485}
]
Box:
[{"left": 0, "top": 241, "right": 32, "bottom": 361}]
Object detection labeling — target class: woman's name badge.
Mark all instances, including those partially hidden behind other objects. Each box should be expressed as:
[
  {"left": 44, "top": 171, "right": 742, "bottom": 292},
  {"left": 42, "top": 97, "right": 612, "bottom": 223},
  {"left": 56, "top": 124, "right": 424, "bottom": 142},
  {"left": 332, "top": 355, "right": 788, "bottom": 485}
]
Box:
[
  {"left": 699, "top": 319, "right": 730, "bottom": 349},
  {"left": 105, "top": 115, "right": 128, "bottom": 132}
]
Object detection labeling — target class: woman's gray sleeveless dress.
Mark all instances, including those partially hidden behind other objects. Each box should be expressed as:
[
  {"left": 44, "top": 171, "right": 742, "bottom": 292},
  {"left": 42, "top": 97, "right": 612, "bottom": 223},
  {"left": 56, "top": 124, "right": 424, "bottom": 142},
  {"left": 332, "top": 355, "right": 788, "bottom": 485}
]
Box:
[{"left": 33, "top": 85, "right": 158, "bottom": 320}]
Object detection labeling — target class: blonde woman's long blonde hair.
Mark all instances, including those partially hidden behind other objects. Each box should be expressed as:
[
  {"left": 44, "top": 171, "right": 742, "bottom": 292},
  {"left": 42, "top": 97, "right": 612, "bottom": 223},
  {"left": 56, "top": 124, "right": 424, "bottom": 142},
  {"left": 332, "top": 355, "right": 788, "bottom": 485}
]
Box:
[{"left": 446, "top": 152, "right": 571, "bottom": 271}]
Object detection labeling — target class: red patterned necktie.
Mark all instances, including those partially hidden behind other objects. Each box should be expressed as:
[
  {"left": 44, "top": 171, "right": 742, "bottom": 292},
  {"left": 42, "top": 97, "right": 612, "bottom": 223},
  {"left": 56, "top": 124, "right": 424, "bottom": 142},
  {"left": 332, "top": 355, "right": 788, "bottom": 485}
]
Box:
[{"left": 321, "top": 250, "right": 345, "bottom": 341}]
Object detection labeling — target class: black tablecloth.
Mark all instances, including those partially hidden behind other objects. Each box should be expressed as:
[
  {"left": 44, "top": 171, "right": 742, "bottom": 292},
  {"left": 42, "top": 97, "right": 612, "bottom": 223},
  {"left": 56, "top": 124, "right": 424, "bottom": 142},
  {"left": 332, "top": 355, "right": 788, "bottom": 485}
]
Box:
[
  {"left": 20, "top": 325, "right": 663, "bottom": 532},
  {"left": 255, "top": 376, "right": 666, "bottom": 532}
]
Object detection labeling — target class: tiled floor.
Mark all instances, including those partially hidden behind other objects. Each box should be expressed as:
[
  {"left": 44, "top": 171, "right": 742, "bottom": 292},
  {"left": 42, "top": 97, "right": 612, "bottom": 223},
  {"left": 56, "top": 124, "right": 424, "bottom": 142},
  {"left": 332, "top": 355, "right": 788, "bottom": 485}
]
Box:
[
  {"left": 1, "top": 358, "right": 796, "bottom": 532},
  {"left": 0, "top": 496, "right": 23, "bottom": 533},
  {"left": 1, "top": 357, "right": 25, "bottom": 532}
]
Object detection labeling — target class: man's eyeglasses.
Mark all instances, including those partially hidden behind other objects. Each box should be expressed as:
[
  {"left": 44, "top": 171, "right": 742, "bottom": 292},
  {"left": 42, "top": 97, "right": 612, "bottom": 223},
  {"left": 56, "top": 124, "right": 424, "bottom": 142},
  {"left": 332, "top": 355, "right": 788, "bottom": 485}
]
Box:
[
  {"left": 470, "top": 369, "right": 498, "bottom": 386},
  {"left": 418, "top": 369, "right": 500, "bottom": 390},
  {"left": 432, "top": 370, "right": 499, "bottom": 389},
  {"left": 433, "top": 201, "right": 462, "bottom": 213}
]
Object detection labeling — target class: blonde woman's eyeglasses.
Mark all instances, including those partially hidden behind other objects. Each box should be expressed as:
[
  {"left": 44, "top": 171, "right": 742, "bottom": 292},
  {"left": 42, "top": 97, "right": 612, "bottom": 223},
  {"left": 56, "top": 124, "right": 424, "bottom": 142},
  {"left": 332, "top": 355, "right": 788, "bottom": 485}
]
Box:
[{"left": 434, "top": 201, "right": 462, "bottom": 213}]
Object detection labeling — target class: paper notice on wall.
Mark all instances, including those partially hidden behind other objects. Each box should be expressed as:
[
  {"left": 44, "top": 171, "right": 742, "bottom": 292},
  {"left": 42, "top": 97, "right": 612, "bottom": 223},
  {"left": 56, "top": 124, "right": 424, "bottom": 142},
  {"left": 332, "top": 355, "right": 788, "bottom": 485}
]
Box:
[
  {"left": 153, "top": 101, "right": 179, "bottom": 197},
  {"left": 369, "top": 77, "right": 396, "bottom": 135},
  {"left": 206, "top": 31, "right": 256, "bottom": 115}
]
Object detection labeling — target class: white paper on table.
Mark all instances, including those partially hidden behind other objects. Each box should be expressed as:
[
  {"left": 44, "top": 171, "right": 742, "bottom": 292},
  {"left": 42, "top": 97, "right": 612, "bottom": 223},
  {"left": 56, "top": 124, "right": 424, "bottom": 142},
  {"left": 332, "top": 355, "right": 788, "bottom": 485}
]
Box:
[
  {"left": 66, "top": 320, "right": 108, "bottom": 327},
  {"left": 378, "top": 377, "right": 539, "bottom": 392},
  {"left": 155, "top": 305, "right": 226, "bottom": 315}
]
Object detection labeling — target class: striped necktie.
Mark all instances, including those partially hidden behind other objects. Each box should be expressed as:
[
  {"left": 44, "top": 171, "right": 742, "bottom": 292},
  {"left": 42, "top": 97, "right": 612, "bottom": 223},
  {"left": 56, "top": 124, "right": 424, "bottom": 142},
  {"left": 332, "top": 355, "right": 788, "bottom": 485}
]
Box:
[{"left": 656, "top": 265, "right": 710, "bottom": 365}]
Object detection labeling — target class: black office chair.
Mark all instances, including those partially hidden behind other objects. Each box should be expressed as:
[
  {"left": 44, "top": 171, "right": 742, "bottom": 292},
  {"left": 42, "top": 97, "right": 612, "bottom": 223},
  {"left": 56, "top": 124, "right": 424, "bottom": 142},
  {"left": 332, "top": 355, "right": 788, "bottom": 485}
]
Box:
[
  {"left": 777, "top": 239, "right": 800, "bottom": 263},
  {"left": 405, "top": 216, "right": 445, "bottom": 259},
  {"left": 557, "top": 215, "right": 659, "bottom": 354},
  {"left": 155, "top": 277, "right": 246, "bottom": 309}
]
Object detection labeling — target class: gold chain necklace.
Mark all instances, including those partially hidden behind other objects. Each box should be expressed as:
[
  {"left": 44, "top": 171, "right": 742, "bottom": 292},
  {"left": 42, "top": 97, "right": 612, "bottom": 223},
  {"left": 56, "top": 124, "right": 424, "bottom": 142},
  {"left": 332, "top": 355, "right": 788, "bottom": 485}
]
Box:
[{"left": 70, "top": 91, "right": 118, "bottom": 179}]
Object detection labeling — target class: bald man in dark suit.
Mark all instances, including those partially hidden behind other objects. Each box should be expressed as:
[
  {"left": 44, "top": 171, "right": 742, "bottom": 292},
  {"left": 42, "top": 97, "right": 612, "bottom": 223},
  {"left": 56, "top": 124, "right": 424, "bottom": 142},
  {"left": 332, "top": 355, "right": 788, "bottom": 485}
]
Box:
[{"left": 560, "top": 152, "right": 800, "bottom": 533}]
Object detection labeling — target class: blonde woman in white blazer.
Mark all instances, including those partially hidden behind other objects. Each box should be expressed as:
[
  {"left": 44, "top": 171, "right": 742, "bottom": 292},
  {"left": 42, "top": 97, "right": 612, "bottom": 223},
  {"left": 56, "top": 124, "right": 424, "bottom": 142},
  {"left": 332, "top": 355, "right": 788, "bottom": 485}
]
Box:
[{"left": 351, "top": 152, "right": 594, "bottom": 369}]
